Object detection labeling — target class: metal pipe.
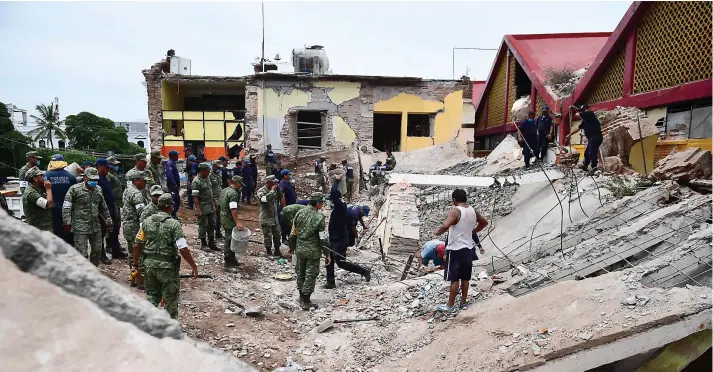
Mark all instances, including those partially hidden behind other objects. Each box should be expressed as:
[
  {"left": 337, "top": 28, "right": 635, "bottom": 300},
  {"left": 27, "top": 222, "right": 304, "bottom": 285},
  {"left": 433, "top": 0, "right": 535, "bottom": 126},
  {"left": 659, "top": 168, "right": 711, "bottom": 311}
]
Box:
[{"left": 451, "top": 47, "right": 499, "bottom": 80}]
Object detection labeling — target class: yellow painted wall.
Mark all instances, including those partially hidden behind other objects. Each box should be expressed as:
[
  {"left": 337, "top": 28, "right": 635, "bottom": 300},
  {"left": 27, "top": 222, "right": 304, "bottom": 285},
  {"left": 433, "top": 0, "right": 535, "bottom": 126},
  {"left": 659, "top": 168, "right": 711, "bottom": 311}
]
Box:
[
  {"left": 374, "top": 91, "right": 464, "bottom": 152},
  {"left": 332, "top": 116, "right": 356, "bottom": 147},
  {"left": 161, "top": 82, "right": 183, "bottom": 110},
  {"left": 314, "top": 81, "right": 361, "bottom": 104}
]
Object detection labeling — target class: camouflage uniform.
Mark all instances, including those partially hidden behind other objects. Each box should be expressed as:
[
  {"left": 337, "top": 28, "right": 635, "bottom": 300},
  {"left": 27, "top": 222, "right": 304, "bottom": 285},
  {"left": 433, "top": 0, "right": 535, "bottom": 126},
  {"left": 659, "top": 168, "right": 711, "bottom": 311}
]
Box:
[
  {"left": 128, "top": 153, "right": 151, "bottom": 188},
  {"left": 147, "top": 150, "right": 166, "bottom": 190},
  {"left": 191, "top": 163, "right": 216, "bottom": 244},
  {"left": 257, "top": 177, "right": 282, "bottom": 256},
  {"left": 122, "top": 170, "right": 150, "bottom": 260},
  {"left": 18, "top": 151, "right": 42, "bottom": 194},
  {"left": 219, "top": 175, "right": 243, "bottom": 268},
  {"left": 281, "top": 204, "right": 307, "bottom": 230},
  {"left": 290, "top": 193, "right": 328, "bottom": 301},
  {"left": 21, "top": 167, "right": 53, "bottom": 232},
  {"left": 210, "top": 161, "right": 223, "bottom": 237},
  {"left": 62, "top": 168, "right": 113, "bottom": 265},
  {"left": 385, "top": 154, "right": 396, "bottom": 171},
  {"left": 140, "top": 185, "right": 164, "bottom": 224},
  {"left": 135, "top": 195, "right": 185, "bottom": 319}
]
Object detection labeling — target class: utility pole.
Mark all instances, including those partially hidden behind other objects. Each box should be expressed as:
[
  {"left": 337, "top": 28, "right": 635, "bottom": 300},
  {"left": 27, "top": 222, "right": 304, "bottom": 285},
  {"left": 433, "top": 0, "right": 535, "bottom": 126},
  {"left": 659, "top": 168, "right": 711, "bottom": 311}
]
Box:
[
  {"left": 452, "top": 47, "right": 498, "bottom": 79},
  {"left": 261, "top": 2, "right": 265, "bottom": 73}
]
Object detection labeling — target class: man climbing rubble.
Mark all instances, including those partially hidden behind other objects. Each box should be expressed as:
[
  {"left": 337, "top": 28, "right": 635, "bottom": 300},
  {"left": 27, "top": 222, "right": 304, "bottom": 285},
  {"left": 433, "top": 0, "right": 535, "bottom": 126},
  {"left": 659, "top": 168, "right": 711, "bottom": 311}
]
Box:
[
  {"left": 567, "top": 104, "right": 603, "bottom": 174},
  {"left": 289, "top": 192, "right": 331, "bottom": 310},
  {"left": 433, "top": 189, "right": 488, "bottom": 313},
  {"left": 518, "top": 111, "right": 539, "bottom": 168},
  {"left": 324, "top": 177, "right": 370, "bottom": 289}
]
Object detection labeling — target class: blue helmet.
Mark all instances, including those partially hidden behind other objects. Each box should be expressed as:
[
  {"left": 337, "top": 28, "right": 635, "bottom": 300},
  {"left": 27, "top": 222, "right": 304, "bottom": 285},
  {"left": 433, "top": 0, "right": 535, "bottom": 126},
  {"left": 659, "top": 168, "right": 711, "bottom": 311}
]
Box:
[
  {"left": 541, "top": 105, "right": 549, "bottom": 111},
  {"left": 361, "top": 206, "right": 370, "bottom": 217}
]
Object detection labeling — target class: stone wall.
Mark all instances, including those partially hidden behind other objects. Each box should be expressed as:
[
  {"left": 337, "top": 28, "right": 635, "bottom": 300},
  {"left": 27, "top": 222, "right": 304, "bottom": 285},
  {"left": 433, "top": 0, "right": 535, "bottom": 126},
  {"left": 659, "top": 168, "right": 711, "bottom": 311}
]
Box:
[{"left": 142, "top": 62, "right": 165, "bottom": 152}]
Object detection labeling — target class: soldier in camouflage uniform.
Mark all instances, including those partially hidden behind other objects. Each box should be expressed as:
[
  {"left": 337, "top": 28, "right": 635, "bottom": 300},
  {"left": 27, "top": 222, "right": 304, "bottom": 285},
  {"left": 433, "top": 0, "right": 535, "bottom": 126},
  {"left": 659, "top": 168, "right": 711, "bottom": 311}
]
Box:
[
  {"left": 210, "top": 160, "right": 224, "bottom": 239},
  {"left": 140, "top": 185, "right": 164, "bottom": 223},
  {"left": 281, "top": 203, "right": 307, "bottom": 232},
  {"left": 147, "top": 150, "right": 165, "bottom": 190},
  {"left": 62, "top": 167, "right": 113, "bottom": 265},
  {"left": 128, "top": 153, "right": 151, "bottom": 188},
  {"left": 257, "top": 175, "right": 283, "bottom": 257},
  {"left": 18, "top": 151, "right": 42, "bottom": 194},
  {"left": 219, "top": 175, "right": 245, "bottom": 272},
  {"left": 192, "top": 162, "right": 218, "bottom": 251},
  {"left": 122, "top": 169, "right": 150, "bottom": 267},
  {"left": 288, "top": 192, "right": 330, "bottom": 310},
  {"left": 314, "top": 156, "right": 328, "bottom": 193},
  {"left": 135, "top": 194, "right": 198, "bottom": 319},
  {"left": 21, "top": 167, "right": 54, "bottom": 232},
  {"left": 105, "top": 156, "right": 127, "bottom": 258}
]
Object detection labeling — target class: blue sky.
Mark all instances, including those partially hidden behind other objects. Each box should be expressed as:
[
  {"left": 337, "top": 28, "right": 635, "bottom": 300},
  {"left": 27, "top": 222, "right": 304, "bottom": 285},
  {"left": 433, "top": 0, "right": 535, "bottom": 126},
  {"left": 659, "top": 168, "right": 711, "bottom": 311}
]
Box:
[{"left": 0, "top": 1, "right": 631, "bottom": 123}]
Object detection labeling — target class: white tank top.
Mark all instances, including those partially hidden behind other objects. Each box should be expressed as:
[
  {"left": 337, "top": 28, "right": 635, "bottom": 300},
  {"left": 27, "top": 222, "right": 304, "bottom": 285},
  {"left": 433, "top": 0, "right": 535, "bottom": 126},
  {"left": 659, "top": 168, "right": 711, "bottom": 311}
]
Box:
[{"left": 446, "top": 205, "right": 476, "bottom": 251}]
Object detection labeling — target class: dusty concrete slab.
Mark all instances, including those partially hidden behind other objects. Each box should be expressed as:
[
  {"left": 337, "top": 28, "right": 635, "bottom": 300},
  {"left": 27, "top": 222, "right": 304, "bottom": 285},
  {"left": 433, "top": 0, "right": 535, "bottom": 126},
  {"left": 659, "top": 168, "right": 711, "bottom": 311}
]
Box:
[
  {"left": 378, "top": 269, "right": 712, "bottom": 372},
  {"left": 387, "top": 169, "right": 565, "bottom": 188},
  {"left": 376, "top": 183, "right": 420, "bottom": 255}
]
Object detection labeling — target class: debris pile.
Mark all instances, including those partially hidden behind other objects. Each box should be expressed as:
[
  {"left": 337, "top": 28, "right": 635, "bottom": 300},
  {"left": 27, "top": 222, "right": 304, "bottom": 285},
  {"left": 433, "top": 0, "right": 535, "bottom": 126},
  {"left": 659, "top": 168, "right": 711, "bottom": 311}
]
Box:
[
  {"left": 597, "top": 107, "right": 659, "bottom": 168},
  {"left": 478, "top": 135, "right": 524, "bottom": 176},
  {"left": 510, "top": 95, "right": 531, "bottom": 122},
  {"left": 650, "top": 147, "right": 712, "bottom": 185},
  {"left": 545, "top": 66, "right": 588, "bottom": 99},
  {"left": 393, "top": 139, "right": 474, "bottom": 174}
]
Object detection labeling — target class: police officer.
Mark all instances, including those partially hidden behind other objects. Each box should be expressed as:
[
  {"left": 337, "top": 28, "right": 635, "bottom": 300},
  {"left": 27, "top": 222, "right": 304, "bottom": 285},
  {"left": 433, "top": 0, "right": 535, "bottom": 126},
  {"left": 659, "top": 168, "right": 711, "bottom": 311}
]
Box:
[
  {"left": 122, "top": 169, "right": 150, "bottom": 269},
  {"left": 147, "top": 150, "right": 165, "bottom": 189},
  {"left": 241, "top": 159, "right": 254, "bottom": 204},
  {"left": 385, "top": 150, "right": 396, "bottom": 171},
  {"left": 567, "top": 104, "right": 603, "bottom": 174},
  {"left": 105, "top": 156, "right": 127, "bottom": 257},
  {"left": 140, "top": 185, "right": 165, "bottom": 223},
  {"left": 62, "top": 167, "right": 113, "bottom": 266},
  {"left": 135, "top": 194, "right": 198, "bottom": 320},
  {"left": 288, "top": 192, "right": 331, "bottom": 310},
  {"left": 219, "top": 175, "right": 245, "bottom": 272},
  {"left": 22, "top": 167, "right": 53, "bottom": 232},
  {"left": 346, "top": 204, "right": 370, "bottom": 247},
  {"left": 536, "top": 105, "right": 554, "bottom": 162},
  {"left": 192, "top": 162, "right": 218, "bottom": 251},
  {"left": 219, "top": 156, "right": 233, "bottom": 188},
  {"left": 257, "top": 175, "right": 283, "bottom": 257},
  {"left": 263, "top": 144, "right": 277, "bottom": 176},
  {"left": 44, "top": 154, "right": 76, "bottom": 244},
  {"left": 18, "top": 151, "right": 42, "bottom": 193},
  {"left": 324, "top": 178, "right": 370, "bottom": 289},
  {"left": 210, "top": 160, "right": 224, "bottom": 239},
  {"left": 185, "top": 154, "right": 198, "bottom": 209},
  {"left": 249, "top": 154, "right": 259, "bottom": 204},
  {"left": 166, "top": 150, "right": 181, "bottom": 218},
  {"left": 518, "top": 111, "right": 539, "bottom": 168}
]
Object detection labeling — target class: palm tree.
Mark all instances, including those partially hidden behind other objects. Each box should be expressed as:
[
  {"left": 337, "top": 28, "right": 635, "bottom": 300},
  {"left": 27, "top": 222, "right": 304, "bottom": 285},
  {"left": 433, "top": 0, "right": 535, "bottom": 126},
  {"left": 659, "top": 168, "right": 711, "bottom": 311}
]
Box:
[{"left": 29, "top": 102, "right": 67, "bottom": 149}]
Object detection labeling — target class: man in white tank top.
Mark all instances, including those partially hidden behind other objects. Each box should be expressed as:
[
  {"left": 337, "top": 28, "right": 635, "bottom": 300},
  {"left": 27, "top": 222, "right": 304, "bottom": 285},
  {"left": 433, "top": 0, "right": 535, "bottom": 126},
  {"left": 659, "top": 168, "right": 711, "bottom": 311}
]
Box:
[{"left": 433, "top": 189, "right": 488, "bottom": 313}]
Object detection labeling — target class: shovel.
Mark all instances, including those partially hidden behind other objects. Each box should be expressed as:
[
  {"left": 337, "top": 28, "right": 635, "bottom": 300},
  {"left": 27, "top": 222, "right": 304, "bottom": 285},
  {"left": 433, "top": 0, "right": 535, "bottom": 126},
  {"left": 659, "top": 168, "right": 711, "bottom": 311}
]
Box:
[
  {"left": 213, "top": 291, "right": 263, "bottom": 316},
  {"left": 314, "top": 316, "right": 379, "bottom": 333}
]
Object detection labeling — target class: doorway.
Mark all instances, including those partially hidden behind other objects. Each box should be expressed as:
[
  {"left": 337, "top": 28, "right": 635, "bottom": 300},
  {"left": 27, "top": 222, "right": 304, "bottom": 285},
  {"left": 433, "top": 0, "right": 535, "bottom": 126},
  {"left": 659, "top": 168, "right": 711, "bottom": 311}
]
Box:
[{"left": 373, "top": 113, "right": 402, "bottom": 152}]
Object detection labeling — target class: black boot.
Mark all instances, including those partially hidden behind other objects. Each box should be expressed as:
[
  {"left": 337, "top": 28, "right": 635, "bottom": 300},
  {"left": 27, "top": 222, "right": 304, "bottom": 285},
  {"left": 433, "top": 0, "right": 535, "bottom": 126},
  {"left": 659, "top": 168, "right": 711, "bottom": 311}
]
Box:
[
  {"left": 300, "top": 294, "right": 317, "bottom": 310},
  {"left": 216, "top": 230, "right": 224, "bottom": 239},
  {"left": 101, "top": 250, "right": 112, "bottom": 265},
  {"left": 208, "top": 239, "right": 220, "bottom": 251},
  {"left": 323, "top": 282, "right": 336, "bottom": 289},
  {"left": 201, "top": 238, "right": 210, "bottom": 251},
  {"left": 112, "top": 248, "right": 128, "bottom": 259},
  {"left": 363, "top": 270, "right": 371, "bottom": 283}
]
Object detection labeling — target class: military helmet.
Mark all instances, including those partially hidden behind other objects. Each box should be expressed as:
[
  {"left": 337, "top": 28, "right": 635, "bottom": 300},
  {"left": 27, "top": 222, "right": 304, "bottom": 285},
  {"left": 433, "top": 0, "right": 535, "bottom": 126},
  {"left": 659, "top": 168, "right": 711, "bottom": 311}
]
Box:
[
  {"left": 149, "top": 184, "right": 163, "bottom": 196},
  {"left": 212, "top": 160, "right": 223, "bottom": 168},
  {"left": 157, "top": 193, "right": 173, "bottom": 207},
  {"left": 25, "top": 166, "right": 44, "bottom": 181}
]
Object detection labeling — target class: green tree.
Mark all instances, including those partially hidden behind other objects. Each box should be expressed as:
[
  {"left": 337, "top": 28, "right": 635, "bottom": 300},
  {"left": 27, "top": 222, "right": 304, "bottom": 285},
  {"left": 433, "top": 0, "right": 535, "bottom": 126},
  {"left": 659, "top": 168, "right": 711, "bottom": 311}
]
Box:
[
  {"left": 0, "top": 102, "right": 32, "bottom": 179},
  {"left": 65, "top": 111, "right": 144, "bottom": 155},
  {"left": 28, "top": 102, "right": 67, "bottom": 149}
]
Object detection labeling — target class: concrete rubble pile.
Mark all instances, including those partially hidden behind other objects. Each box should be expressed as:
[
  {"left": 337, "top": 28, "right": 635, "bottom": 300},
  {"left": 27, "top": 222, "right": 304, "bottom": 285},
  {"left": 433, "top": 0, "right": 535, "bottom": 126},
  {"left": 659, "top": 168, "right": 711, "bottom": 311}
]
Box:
[
  {"left": 545, "top": 66, "right": 588, "bottom": 99},
  {"left": 596, "top": 106, "right": 659, "bottom": 172},
  {"left": 393, "top": 139, "right": 477, "bottom": 174},
  {"left": 510, "top": 95, "right": 531, "bottom": 122},
  {"left": 650, "top": 147, "right": 712, "bottom": 185},
  {"left": 478, "top": 135, "right": 526, "bottom": 176},
  {"left": 0, "top": 211, "right": 255, "bottom": 371}
]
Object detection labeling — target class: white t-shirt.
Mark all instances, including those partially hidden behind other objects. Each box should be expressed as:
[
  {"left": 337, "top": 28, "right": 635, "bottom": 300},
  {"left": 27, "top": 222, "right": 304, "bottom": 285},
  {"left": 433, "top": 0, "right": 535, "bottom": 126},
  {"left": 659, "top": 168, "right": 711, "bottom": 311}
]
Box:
[{"left": 446, "top": 205, "right": 476, "bottom": 251}]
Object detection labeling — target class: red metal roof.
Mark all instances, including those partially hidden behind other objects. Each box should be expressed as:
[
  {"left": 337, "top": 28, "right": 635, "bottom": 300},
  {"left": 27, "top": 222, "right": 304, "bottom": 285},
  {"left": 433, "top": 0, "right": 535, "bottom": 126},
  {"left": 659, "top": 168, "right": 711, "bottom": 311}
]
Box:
[{"left": 507, "top": 33, "right": 611, "bottom": 86}]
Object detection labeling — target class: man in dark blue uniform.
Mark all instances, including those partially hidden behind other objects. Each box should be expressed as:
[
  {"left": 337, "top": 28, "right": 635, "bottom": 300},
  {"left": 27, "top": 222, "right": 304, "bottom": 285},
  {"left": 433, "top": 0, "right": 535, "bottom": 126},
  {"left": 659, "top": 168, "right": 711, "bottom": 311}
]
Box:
[
  {"left": 185, "top": 154, "right": 198, "bottom": 209},
  {"left": 536, "top": 105, "right": 554, "bottom": 162},
  {"left": 567, "top": 104, "right": 603, "bottom": 173},
  {"left": 346, "top": 204, "right": 370, "bottom": 247},
  {"left": 241, "top": 159, "right": 254, "bottom": 204},
  {"left": 219, "top": 156, "right": 233, "bottom": 188},
  {"left": 324, "top": 177, "right": 370, "bottom": 289},
  {"left": 166, "top": 150, "right": 181, "bottom": 218},
  {"left": 44, "top": 154, "right": 76, "bottom": 245},
  {"left": 278, "top": 169, "right": 297, "bottom": 243},
  {"left": 518, "top": 111, "right": 539, "bottom": 168}
]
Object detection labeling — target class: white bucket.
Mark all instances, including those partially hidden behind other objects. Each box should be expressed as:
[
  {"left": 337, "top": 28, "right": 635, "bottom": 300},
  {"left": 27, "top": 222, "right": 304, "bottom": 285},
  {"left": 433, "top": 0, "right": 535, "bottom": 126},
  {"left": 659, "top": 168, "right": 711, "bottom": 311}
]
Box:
[
  {"left": 66, "top": 163, "right": 82, "bottom": 178},
  {"left": 230, "top": 227, "right": 251, "bottom": 254}
]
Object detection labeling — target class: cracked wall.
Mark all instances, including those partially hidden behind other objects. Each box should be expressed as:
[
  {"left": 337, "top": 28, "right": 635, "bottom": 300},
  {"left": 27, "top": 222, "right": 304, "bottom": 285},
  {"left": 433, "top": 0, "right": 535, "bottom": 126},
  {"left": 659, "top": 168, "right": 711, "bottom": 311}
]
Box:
[{"left": 246, "top": 78, "right": 464, "bottom": 155}]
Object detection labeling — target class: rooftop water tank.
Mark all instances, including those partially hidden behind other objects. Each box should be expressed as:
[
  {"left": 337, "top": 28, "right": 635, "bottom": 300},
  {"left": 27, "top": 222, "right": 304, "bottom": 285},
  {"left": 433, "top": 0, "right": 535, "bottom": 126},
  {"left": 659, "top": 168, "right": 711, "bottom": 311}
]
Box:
[{"left": 292, "top": 45, "right": 330, "bottom": 75}]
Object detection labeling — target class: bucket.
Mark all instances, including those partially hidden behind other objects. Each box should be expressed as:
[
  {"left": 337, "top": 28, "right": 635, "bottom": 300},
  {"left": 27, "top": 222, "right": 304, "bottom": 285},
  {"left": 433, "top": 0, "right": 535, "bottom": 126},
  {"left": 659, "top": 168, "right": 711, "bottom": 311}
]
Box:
[
  {"left": 230, "top": 227, "right": 251, "bottom": 254},
  {"left": 66, "top": 163, "right": 82, "bottom": 178}
]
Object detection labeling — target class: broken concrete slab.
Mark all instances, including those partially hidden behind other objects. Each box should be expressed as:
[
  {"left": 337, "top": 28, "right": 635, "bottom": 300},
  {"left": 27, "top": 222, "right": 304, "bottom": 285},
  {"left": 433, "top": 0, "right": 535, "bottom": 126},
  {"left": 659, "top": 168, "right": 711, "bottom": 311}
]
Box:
[
  {"left": 393, "top": 139, "right": 475, "bottom": 174},
  {"left": 478, "top": 135, "right": 524, "bottom": 176},
  {"left": 0, "top": 254, "right": 255, "bottom": 371},
  {"left": 378, "top": 268, "right": 711, "bottom": 372},
  {"left": 388, "top": 169, "right": 565, "bottom": 188},
  {"left": 0, "top": 210, "right": 183, "bottom": 339},
  {"left": 650, "top": 147, "right": 712, "bottom": 184},
  {"left": 376, "top": 183, "right": 420, "bottom": 256}
]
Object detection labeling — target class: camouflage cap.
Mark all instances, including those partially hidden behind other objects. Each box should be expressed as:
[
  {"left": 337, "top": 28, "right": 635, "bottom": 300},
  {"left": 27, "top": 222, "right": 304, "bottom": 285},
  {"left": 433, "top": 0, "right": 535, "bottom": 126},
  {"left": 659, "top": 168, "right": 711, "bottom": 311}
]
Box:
[
  {"left": 157, "top": 193, "right": 174, "bottom": 208},
  {"left": 198, "top": 162, "right": 211, "bottom": 170},
  {"left": 106, "top": 156, "right": 120, "bottom": 165},
  {"left": 150, "top": 150, "right": 165, "bottom": 159},
  {"left": 134, "top": 153, "right": 148, "bottom": 162},
  {"left": 84, "top": 167, "right": 100, "bottom": 180},
  {"left": 26, "top": 151, "right": 42, "bottom": 159},
  {"left": 127, "top": 169, "right": 150, "bottom": 181},
  {"left": 149, "top": 184, "right": 163, "bottom": 195},
  {"left": 265, "top": 175, "right": 277, "bottom": 183},
  {"left": 231, "top": 175, "right": 244, "bottom": 184},
  {"left": 212, "top": 160, "right": 223, "bottom": 168},
  {"left": 25, "top": 166, "right": 44, "bottom": 180},
  {"left": 309, "top": 192, "right": 325, "bottom": 203}
]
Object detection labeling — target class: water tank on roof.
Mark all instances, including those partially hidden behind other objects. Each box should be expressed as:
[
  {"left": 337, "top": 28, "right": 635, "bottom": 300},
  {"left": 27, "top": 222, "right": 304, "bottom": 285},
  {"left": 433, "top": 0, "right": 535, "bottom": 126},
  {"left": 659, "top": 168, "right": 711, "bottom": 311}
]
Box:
[{"left": 292, "top": 45, "right": 330, "bottom": 75}]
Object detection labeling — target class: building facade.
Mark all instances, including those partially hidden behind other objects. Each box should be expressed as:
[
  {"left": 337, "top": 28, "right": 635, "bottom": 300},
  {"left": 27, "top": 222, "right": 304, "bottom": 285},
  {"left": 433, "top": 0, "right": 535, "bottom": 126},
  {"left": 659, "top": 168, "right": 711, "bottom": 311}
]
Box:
[
  {"left": 115, "top": 121, "right": 150, "bottom": 151},
  {"left": 143, "top": 61, "right": 469, "bottom": 159}
]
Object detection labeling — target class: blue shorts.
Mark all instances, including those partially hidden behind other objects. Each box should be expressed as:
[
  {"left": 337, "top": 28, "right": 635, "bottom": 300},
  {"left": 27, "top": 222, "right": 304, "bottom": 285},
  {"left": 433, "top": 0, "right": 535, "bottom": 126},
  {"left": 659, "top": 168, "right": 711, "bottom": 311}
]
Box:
[{"left": 444, "top": 248, "right": 473, "bottom": 282}]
